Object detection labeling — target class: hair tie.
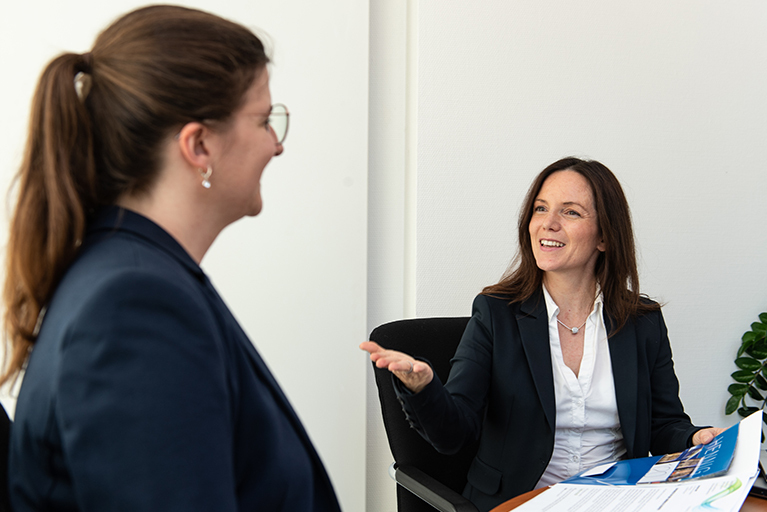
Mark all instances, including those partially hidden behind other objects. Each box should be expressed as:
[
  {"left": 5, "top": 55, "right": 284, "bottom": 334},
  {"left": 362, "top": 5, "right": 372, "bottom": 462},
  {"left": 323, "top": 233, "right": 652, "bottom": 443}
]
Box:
[
  {"left": 74, "top": 72, "right": 92, "bottom": 103},
  {"left": 74, "top": 52, "right": 94, "bottom": 103}
]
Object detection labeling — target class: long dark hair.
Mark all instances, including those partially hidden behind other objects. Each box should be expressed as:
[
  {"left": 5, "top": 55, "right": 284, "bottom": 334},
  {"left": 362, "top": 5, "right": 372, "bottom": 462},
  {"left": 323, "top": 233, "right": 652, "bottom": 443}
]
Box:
[
  {"left": 2, "top": 5, "right": 270, "bottom": 384},
  {"left": 482, "top": 157, "right": 658, "bottom": 333}
]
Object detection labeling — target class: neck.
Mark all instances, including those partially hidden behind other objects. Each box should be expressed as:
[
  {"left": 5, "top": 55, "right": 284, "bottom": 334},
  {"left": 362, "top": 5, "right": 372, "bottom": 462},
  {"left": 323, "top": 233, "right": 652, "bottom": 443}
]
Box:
[
  {"left": 543, "top": 272, "right": 598, "bottom": 319},
  {"left": 116, "top": 181, "right": 223, "bottom": 265}
]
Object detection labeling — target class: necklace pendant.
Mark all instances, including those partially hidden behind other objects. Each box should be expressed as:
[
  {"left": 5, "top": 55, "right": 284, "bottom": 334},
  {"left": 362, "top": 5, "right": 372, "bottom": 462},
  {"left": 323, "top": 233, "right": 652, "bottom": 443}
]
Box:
[{"left": 570, "top": 327, "right": 579, "bottom": 334}]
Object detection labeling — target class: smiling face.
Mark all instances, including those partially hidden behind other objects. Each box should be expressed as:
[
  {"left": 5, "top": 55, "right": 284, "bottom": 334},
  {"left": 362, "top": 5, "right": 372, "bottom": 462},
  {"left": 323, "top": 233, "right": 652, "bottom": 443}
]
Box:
[
  {"left": 528, "top": 170, "right": 605, "bottom": 281},
  {"left": 209, "top": 69, "right": 282, "bottom": 220}
]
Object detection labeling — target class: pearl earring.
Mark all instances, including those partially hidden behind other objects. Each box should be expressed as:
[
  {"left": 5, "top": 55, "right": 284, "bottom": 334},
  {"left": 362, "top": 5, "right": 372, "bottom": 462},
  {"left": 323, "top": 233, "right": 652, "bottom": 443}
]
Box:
[{"left": 199, "top": 166, "right": 213, "bottom": 189}]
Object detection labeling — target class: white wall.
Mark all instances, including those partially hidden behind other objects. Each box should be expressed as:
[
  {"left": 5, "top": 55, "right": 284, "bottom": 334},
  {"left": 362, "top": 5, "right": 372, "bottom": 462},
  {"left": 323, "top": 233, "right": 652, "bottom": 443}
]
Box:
[
  {"left": 368, "top": 0, "right": 767, "bottom": 509},
  {"left": 0, "top": 1, "right": 368, "bottom": 511}
]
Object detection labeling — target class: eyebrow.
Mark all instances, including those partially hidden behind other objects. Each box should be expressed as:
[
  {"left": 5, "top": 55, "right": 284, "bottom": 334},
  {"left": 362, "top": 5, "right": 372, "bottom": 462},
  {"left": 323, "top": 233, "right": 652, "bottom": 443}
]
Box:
[{"left": 534, "top": 198, "right": 589, "bottom": 210}]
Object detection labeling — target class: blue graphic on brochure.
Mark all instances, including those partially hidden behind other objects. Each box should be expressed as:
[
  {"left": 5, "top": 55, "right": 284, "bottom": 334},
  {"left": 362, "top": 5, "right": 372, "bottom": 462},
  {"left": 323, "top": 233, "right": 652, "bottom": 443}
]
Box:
[{"left": 563, "top": 423, "right": 738, "bottom": 486}]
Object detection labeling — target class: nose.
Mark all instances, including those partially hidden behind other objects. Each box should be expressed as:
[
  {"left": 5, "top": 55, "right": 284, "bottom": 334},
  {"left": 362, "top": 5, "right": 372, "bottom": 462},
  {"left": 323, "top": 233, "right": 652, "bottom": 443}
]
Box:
[
  {"left": 541, "top": 212, "right": 560, "bottom": 231},
  {"left": 268, "top": 125, "right": 284, "bottom": 156}
]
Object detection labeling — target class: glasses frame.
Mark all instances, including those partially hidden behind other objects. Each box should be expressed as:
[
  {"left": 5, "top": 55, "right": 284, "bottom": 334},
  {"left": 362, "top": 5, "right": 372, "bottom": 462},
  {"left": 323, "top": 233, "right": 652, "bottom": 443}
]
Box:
[{"left": 269, "top": 103, "right": 289, "bottom": 144}]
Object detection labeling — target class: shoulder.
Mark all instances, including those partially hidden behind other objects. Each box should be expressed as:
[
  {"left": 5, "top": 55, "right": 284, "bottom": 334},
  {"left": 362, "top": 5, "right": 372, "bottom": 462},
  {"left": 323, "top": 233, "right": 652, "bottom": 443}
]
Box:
[
  {"left": 467, "top": 293, "right": 535, "bottom": 337},
  {"left": 40, "top": 237, "right": 216, "bottom": 357},
  {"left": 630, "top": 297, "right": 665, "bottom": 326},
  {"left": 66, "top": 226, "right": 205, "bottom": 304},
  {"left": 615, "top": 300, "right": 669, "bottom": 353},
  {"left": 473, "top": 291, "right": 541, "bottom": 317},
  {"left": 472, "top": 293, "right": 520, "bottom": 312}
]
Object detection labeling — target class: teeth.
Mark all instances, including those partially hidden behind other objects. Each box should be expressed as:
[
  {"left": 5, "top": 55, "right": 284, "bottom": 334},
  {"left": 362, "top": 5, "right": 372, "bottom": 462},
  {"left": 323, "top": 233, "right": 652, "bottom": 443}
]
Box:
[{"left": 541, "top": 240, "right": 564, "bottom": 247}]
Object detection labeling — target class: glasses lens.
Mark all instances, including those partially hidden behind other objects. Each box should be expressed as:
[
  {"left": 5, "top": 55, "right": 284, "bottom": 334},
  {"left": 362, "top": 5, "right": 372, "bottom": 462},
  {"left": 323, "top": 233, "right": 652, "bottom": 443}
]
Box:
[{"left": 269, "top": 104, "right": 289, "bottom": 144}]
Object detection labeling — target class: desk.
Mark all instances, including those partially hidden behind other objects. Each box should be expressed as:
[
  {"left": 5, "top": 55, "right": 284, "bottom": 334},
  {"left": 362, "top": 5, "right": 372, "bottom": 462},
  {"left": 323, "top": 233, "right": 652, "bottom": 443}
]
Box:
[{"left": 489, "top": 488, "right": 767, "bottom": 512}]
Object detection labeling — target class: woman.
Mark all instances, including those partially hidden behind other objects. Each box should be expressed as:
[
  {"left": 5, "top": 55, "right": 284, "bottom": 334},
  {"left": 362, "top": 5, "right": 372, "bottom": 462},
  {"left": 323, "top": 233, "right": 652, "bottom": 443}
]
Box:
[
  {"left": 361, "top": 157, "right": 721, "bottom": 511},
  {"left": 3, "top": 5, "right": 340, "bottom": 511}
]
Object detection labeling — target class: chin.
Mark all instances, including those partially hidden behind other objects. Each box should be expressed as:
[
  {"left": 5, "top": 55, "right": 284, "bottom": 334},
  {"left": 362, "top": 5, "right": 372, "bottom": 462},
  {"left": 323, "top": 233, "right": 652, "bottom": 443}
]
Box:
[
  {"left": 248, "top": 194, "right": 263, "bottom": 217},
  {"left": 247, "top": 205, "right": 263, "bottom": 217}
]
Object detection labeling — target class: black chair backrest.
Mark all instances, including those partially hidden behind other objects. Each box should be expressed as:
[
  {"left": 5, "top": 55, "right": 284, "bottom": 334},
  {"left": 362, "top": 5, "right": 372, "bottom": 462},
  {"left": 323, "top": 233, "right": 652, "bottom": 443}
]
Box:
[
  {"left": 370, "top": 317, "right": 479, "bottom": 512},
  {"left": 0, "top": 403, "right": 10, "bottom": 512}
]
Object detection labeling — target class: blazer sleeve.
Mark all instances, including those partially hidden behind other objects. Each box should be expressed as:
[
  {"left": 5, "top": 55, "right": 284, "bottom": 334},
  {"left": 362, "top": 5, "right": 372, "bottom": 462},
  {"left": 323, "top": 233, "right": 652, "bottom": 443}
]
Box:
[
  {"left": 394, "top": 295, "right": 496, "bottom": 454},
  {"left": 646, "top": 310, "right": 702, "bottom": 455},
  {"left": 56, "top": 271, "right": 238, "bottom": 512}
]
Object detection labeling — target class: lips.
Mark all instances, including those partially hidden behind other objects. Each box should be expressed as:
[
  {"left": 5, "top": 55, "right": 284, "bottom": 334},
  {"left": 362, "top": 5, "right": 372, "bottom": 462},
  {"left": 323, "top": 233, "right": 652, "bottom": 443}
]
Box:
[{"left": 540, "top": 239, "right": 565, "bottom": 248}]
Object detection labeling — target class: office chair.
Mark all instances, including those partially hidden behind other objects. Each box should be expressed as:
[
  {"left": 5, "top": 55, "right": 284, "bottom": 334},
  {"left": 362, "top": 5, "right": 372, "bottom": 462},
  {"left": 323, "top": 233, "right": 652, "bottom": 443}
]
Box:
[{"left": 370, "top": 317, "right": 479, "bottom": 512}]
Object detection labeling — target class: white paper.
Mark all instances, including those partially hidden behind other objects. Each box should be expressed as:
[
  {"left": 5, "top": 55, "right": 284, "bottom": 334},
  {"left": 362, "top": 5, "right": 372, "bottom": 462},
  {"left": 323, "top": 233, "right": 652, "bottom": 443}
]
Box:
[{"left": 510, "top": 412, "right": 762, "bottom": 512}]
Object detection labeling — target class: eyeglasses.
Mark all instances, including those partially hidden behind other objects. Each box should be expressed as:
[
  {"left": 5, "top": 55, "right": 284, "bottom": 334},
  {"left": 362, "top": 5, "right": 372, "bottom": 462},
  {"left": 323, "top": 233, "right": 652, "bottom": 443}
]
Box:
[{"left": 268, "top": 103, "right": 289, "bottom": 144}]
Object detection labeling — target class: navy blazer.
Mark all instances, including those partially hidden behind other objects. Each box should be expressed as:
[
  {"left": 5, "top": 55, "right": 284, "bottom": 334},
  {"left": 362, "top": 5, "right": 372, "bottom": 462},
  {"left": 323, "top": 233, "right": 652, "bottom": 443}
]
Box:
[
  {"left": 9, "top": 208, "right": 341, "bottom": 512},
  {"left": 397, "top": 293, "right": 700, "bottom": 512}
]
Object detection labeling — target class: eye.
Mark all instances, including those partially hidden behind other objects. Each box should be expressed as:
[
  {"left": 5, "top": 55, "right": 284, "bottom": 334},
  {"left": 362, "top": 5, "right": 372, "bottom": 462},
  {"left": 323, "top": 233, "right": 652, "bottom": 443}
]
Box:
[
  {"left": 564, "top": 209, "right": 582, "bottom": 217},
  {"left": 533, "top": 205, "right": 546, "bottom": 213}
]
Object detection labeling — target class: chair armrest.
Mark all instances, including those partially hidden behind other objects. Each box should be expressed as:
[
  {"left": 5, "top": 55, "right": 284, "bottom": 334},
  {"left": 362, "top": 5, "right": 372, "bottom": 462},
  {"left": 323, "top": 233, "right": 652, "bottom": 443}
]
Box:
[{"left": 393, "top": 463, "right": 479, "bottom": 512}]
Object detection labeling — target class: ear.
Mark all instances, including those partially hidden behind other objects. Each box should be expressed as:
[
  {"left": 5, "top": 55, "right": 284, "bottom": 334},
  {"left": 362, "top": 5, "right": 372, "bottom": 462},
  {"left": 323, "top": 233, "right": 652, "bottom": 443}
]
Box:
[
  {"left": 176, "top": 122, "right": 211, "bottom": 170},
  {"left": 597, "top": 239, "right": 606, "bottom": 252}
]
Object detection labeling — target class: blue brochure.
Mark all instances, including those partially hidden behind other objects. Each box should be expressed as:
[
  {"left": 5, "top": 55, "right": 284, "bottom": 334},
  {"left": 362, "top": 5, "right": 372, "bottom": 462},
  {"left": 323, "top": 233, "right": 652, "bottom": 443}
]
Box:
[{"left": 564, "top": 422, "right": 739, "bottom": 486}]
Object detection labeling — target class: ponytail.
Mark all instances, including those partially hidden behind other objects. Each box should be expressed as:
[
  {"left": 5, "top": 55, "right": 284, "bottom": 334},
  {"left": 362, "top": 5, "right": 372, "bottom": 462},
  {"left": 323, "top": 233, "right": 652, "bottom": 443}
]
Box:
[{"left": 2, "top": 52, "right": 96, "bottom": 384}]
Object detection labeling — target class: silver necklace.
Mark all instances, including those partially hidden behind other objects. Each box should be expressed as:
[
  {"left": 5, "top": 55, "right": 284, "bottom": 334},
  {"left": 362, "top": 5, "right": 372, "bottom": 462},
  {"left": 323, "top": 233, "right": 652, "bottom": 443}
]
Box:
[{"left": 557, "top": 316, "right": 587, "bottom": 335}]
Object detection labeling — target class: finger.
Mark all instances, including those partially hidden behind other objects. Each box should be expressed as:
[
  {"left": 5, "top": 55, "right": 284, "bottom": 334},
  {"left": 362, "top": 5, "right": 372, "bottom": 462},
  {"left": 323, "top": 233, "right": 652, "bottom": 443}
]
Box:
[
  {"left": 693, "top": 428, "right": 720, "bottom": 445},
  {"left": 368, "top": 352, "right": 406, "bottom": 370},
  {"left": 391, "top": 360, "right": 415, "bottom": 374},
  {"left": 359, "top": 341, "right": 383, "bottom": 353}
]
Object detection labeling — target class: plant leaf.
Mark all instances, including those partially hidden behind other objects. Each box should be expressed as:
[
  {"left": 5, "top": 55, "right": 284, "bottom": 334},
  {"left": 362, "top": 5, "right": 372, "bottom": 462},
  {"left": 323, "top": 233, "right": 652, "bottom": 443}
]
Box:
[
  {"left": 748, "top": 386, "right": 764, "bottom": 401},
  {"left": 740, "top": 332, "right": 757, "bottom": 357},
  {"left": 735, "top": 357, "right": 762, "bottom": 370},
  {"left": 756, "top": 374, "right": 767, "bottom": 390},
  {"left": 731, "top": 370, "right": 756, "bottom": 383},
  {"left": 759, "top": 313, "right": 767, "bottom": 324},
  {"left": 725, "top": 395, "right": 741, "bottom": 415},
  {"left": 753, "top": 322, "right": 767, "bottom": 335},
  {"left": 738, "top": 406, "right": 759, "bottom": 417},
  {"left": 747, "top": 340, "right": 767, "bottom": 359},
  {"left": 728, "top": 383, "right": 749, "bottom": 396}
]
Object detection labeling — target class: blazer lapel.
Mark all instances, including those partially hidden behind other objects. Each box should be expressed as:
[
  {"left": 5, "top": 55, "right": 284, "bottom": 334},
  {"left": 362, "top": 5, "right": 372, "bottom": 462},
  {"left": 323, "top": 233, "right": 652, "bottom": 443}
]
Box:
[
  {"left": 517, "top": 293, "right": 556, "bottom": 431},
  {"left": 606, "top": 315, "right": 639, "bottom": 457},
  {"left": 202, "top": 277, "right": 322, "bottom": 458}
]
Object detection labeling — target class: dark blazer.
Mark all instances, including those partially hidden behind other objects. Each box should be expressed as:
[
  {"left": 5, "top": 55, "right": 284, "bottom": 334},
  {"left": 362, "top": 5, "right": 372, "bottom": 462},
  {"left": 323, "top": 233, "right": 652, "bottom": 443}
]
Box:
[
  {"left": 397, "top": 292, "right": 700, "bottom": 512},
  {"left": 9, "top": 207, "right": 341, "bottom": 512}
]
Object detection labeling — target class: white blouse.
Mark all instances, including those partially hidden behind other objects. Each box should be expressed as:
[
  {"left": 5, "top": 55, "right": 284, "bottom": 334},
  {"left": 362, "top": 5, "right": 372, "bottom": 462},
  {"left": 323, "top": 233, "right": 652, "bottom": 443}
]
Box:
[{"left": 536, "top": 285, "right": 627, "bottom": 488}]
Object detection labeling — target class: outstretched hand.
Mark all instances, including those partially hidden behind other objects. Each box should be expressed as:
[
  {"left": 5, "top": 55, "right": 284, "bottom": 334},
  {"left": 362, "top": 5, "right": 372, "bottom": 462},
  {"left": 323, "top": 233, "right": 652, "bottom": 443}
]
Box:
[
  {"left": 360, "top": 341, "right": 434, "bottom": 394},
  {"left": 692, "top": 427, "right": 726, "bottom": 446}
]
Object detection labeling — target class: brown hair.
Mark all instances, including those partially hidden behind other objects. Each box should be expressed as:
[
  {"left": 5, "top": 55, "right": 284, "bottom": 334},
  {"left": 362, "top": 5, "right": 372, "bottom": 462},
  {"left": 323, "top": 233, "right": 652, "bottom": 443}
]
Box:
[
  {"left": 2, "top": 5, "right": 270, "bottom": 383},
  {"left": 482, "top": 157, "right": 658, "bottom": 333}
]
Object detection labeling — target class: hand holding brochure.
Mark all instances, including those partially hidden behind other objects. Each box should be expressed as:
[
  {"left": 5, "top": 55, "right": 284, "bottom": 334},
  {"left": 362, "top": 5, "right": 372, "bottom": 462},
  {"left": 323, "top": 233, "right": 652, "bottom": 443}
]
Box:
[
  {"left": 564, "top": 422, "right": 738, "bottom": 486},
  {"left": 511, "top": 412, "right": 761, "bottom": 512}
]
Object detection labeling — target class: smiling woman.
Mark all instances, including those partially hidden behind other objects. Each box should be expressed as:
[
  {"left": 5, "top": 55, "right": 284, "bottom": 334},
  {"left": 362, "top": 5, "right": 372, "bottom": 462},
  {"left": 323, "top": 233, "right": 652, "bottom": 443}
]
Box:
[
  {"left": 2, "top": 5, "right": 337, "bottom": 512},
  {"left": 362, "top": 156, "right": 723, "bottom": 512}
]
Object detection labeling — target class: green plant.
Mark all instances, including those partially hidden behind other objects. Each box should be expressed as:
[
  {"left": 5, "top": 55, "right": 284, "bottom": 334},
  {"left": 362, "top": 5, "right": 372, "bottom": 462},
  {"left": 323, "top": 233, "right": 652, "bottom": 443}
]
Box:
[{"left": 725, "top": 312, "right": 767, "bottom": 418}]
